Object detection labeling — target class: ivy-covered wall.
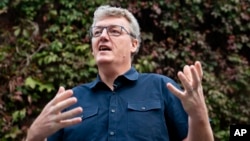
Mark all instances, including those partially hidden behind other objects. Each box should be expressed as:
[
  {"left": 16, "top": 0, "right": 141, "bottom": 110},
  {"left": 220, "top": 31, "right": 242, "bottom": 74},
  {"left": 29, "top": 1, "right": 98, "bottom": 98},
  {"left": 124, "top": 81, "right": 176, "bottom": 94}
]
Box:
[{"left": 0, "top": 0, "right": 249, "bottom": 141}]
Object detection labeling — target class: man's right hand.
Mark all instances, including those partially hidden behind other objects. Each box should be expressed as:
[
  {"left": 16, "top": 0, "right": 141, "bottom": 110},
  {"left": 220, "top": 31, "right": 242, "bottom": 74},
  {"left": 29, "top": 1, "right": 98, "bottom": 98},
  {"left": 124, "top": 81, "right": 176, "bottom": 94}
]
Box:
[{"left": 26, "top": 86, "right": 83, "bottom": 141}]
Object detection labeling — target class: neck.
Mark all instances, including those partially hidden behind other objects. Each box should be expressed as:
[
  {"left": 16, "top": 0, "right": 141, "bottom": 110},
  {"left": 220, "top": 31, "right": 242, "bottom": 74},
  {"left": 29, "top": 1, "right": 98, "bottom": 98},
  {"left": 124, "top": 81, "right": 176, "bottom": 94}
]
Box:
[{"left": 98, "top": 63, "right": 131, "bottom": 90}]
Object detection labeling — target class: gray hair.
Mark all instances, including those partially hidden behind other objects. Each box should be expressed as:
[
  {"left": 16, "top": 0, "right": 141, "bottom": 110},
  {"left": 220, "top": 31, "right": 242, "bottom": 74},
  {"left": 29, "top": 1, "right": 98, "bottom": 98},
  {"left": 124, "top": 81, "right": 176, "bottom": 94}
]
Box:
[{"left": 91, "top": 5, "right": 141, "bottom": 56}]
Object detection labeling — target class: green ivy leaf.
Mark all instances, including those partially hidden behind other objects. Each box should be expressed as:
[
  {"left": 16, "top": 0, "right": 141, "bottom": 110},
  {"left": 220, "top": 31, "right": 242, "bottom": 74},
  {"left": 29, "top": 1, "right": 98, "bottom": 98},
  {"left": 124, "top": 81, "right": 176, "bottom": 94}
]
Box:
[
  {"left": 12, "top": 109, "right": 26, "bottom": 122},
  {"left": 24, "top": 77, "right": 36, "bottom": 89},
  {"left": 38, "top": 83, "right": 54, "bottom": 92}
]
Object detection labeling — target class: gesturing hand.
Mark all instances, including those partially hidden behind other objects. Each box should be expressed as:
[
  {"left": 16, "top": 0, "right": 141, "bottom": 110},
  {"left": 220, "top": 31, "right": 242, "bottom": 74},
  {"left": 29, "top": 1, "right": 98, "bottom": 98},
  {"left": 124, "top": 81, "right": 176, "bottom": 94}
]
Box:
[
  {"left": 26, "top": 87, "right": 83, "bottom": 141},
  {"left": 166, "top": 61, "right": 208, "bottom": 118}
]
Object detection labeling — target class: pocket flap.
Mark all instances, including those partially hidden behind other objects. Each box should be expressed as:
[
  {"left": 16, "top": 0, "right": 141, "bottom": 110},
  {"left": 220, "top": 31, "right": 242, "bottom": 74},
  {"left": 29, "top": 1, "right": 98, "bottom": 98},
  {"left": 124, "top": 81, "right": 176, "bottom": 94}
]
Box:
[
  {"left": 82, "top": 106, "right": 98, "bottom": 119},
  {"left": 128, "top": 100, "right": 161, "bottom": 111}
]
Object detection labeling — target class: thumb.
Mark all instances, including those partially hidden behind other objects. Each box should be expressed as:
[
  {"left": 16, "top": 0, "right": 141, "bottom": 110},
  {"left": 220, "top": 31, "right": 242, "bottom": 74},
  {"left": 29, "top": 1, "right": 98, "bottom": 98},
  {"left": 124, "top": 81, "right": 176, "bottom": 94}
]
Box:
[{"left": 166, "top": 83, "right": 184, "bottom": 100}]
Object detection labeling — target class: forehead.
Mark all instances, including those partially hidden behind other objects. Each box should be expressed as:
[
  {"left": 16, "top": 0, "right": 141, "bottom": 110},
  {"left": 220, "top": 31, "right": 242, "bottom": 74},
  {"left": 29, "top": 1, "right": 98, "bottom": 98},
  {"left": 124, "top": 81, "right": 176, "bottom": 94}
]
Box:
[{"left": 94, "top": 16, "right": 130, "bottom": 27}]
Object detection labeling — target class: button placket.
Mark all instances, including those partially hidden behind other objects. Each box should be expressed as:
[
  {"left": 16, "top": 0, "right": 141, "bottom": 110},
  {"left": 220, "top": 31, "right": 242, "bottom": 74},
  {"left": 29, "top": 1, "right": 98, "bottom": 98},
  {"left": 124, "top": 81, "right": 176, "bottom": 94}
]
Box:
[{"left": 108, "top": 93, "right": 117, "bottom": 141}]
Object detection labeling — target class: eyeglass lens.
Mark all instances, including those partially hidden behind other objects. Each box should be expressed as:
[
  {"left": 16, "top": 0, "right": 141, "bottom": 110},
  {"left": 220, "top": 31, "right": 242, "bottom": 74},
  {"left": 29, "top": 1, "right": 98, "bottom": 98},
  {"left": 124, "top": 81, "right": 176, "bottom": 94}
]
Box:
[{"left": 92, "top": 25, "right": 122, "bottom": 37}]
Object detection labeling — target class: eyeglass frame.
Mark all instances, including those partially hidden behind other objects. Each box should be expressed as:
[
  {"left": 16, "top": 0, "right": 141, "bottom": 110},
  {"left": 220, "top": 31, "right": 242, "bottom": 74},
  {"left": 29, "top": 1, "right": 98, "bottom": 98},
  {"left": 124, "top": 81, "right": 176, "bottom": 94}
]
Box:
[{"left": 89, "top": 25, "right": 136, "bottom": 38}]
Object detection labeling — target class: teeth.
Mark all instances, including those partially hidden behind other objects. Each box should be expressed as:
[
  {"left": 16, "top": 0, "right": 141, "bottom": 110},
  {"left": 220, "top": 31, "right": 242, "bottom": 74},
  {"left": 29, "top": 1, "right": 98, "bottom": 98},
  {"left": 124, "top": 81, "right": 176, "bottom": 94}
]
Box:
[{"left": 99, "top": 46, "right": 110, "bottom": 51}]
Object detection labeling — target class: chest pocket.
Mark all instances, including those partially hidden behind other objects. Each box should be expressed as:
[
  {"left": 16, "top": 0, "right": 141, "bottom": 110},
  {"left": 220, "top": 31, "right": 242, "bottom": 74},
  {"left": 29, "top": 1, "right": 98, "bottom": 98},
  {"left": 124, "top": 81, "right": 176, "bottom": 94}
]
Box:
[
  {"left": 82, "top": 106, "right": 98, "bottom": 120},
  {"left": 127, "top": 100, "right": 164, "bottom": 139},
  {"left": 128, "top": 100, "right": 161, "bottom": 111},
  {"left": 63, "top": 106, "right": 99, "bottom": 140}
]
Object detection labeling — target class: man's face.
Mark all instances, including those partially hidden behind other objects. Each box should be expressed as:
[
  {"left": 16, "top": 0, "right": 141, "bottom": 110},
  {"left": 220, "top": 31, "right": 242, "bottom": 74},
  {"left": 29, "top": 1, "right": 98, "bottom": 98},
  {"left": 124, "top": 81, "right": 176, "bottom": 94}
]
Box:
[{"left": 91, "top": 17, "right": 138, "bottom": 66}]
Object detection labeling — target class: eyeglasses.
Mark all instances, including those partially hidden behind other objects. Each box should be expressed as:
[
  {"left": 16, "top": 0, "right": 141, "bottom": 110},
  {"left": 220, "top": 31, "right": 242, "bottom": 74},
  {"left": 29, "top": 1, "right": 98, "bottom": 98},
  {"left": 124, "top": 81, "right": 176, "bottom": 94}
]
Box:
[{"left": 90, "top": 25, "right": 135, "bottom": 38}]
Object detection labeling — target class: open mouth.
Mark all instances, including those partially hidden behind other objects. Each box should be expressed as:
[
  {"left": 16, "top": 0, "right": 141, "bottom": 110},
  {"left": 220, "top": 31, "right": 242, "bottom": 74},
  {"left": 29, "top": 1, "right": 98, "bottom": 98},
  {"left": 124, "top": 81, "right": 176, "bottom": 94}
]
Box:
[{"left": 99, "top": 46, "right": 111, "bottom": 51}]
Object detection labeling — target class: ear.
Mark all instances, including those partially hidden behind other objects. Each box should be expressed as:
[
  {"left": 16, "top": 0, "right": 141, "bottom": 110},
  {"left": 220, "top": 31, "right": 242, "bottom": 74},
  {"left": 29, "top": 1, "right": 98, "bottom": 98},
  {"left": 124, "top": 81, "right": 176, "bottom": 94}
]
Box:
[{"left": 130, "top": 38, "right": 139, "bottom": 54}]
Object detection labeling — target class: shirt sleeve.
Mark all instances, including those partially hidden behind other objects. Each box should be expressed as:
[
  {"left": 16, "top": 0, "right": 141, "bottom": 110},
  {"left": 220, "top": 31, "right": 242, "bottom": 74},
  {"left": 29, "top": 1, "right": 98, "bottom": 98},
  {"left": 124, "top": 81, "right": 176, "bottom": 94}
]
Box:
[{"left": 163, "top": 77, "right": 188, "bottom": 141}]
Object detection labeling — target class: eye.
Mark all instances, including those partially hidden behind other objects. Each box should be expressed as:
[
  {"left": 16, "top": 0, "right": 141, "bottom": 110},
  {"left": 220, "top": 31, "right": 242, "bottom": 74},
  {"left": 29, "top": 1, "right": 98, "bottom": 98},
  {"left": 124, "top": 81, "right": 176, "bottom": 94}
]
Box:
[
  {"left": 93, "top": 30, "right": 101, "bottom": 36},
  {"left": 108, "top": 26, "right": 121, "bottom": 35},
  {"left": 93, "top": 30, "right": 102, "bottom": 36},
  {"left": 92, "top": 27, "right": 103, "bottom": 36}
]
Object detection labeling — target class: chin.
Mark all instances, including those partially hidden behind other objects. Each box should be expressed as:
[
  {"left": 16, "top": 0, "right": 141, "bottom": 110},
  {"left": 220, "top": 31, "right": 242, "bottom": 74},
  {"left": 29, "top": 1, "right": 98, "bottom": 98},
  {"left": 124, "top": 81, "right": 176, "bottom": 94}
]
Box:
[{"left": 96, "top": 58, "right": 113, "bottom": 65}]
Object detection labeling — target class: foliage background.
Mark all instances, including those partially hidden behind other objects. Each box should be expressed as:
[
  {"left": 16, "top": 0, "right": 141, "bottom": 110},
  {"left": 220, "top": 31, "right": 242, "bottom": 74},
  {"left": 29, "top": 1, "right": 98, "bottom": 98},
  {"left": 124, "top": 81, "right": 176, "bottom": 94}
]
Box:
[{"left": 0, "top": 0, "right": 249, "bottom": 140}]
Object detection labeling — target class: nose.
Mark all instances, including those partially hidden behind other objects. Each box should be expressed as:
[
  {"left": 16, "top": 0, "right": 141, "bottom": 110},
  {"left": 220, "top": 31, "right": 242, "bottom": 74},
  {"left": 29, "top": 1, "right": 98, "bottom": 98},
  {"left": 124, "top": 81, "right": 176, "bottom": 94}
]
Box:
[
  {"left": 99, "top": 28, "right": 110, "bottom": 42},
  {"left": 100, "top": 28, "right": 109, "bottom": 37}
]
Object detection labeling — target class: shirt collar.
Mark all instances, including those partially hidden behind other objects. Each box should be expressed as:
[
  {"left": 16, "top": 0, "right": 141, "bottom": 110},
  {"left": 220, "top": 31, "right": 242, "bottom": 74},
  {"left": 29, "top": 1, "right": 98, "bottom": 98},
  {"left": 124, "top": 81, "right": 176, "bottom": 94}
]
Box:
[{"left": 89, "top": 67, "right": 139, "bottom": 89}]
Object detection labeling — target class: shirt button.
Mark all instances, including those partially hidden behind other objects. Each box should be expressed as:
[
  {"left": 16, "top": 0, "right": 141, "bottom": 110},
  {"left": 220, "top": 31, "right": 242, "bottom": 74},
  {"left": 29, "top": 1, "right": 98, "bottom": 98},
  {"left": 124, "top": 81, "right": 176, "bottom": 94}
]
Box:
[
  {"left": 111, "top": 109, "right": 116, "bottom": 113},
  {"left": 141, "top": 106, "right": 146, "bottom": 110},
  {"left": 110, "top": 131, "right": 115, "bottom": 136}
]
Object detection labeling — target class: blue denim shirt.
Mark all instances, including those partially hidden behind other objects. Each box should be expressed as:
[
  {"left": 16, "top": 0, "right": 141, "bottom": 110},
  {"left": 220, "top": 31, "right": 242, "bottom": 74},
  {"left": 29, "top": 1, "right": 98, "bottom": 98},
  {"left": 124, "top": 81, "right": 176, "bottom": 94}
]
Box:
[{"left": 48, "top": 67, "right": 188, "bottom": 141}]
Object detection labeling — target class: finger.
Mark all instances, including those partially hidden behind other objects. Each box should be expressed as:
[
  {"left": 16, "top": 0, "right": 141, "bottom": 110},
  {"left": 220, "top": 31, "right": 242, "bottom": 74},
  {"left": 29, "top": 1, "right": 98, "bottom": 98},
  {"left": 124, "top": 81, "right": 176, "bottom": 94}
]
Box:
[
  {"left": 190, "top": 65, "right": 200, "bottom": 89},
  {"left": 195, "top": 61, "right": 203, "bottom": 79},
  {"left": 177, "top": 71, "right": 193, "bottom": 92},
  {"left": 52, "top": 90, "right": 74, "bottom": 105},
  {"left": 183, "top": 65, "right": 192, "bottom": 81},
  {"left": 59, "top": 117, "right": 82, "bottom": 129},
  {"left": 178, "top": 72, "right": 193, "bottom": 93},
  {"left": 166, "top": 83, "right": 184, "bottom": 99},
  {"left": 52, "top": 97, "right": 78, "bottom": 113},
  {"left": 46, "top": 87, "right": 66, "bottom": 107},
  {"left": 57, "top": 86, "right": 65, "bottom": 95},
  {"left": 56, "top": 107, "right": 83, "bottom": 121}
]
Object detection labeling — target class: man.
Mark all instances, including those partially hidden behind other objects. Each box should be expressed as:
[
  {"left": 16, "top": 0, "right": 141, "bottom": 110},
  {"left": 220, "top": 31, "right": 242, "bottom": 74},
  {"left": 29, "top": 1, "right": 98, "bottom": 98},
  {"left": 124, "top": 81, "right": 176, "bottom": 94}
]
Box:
[{"left": 26, "top": 5, "right": 214, "bottom": 141}]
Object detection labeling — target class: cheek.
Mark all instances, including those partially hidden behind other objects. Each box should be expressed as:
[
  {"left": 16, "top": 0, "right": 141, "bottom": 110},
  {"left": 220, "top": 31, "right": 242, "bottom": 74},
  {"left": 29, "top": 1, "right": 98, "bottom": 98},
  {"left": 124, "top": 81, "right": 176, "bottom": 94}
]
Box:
[
  {"left": 91, "top": 39, "right": 96, "bottom": 46},
  {"left": 91, "top": 40, "right": 98, "bottom": 52},
  {"left": 117, "top": 39, "right": 132, "bottom": 51}
]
